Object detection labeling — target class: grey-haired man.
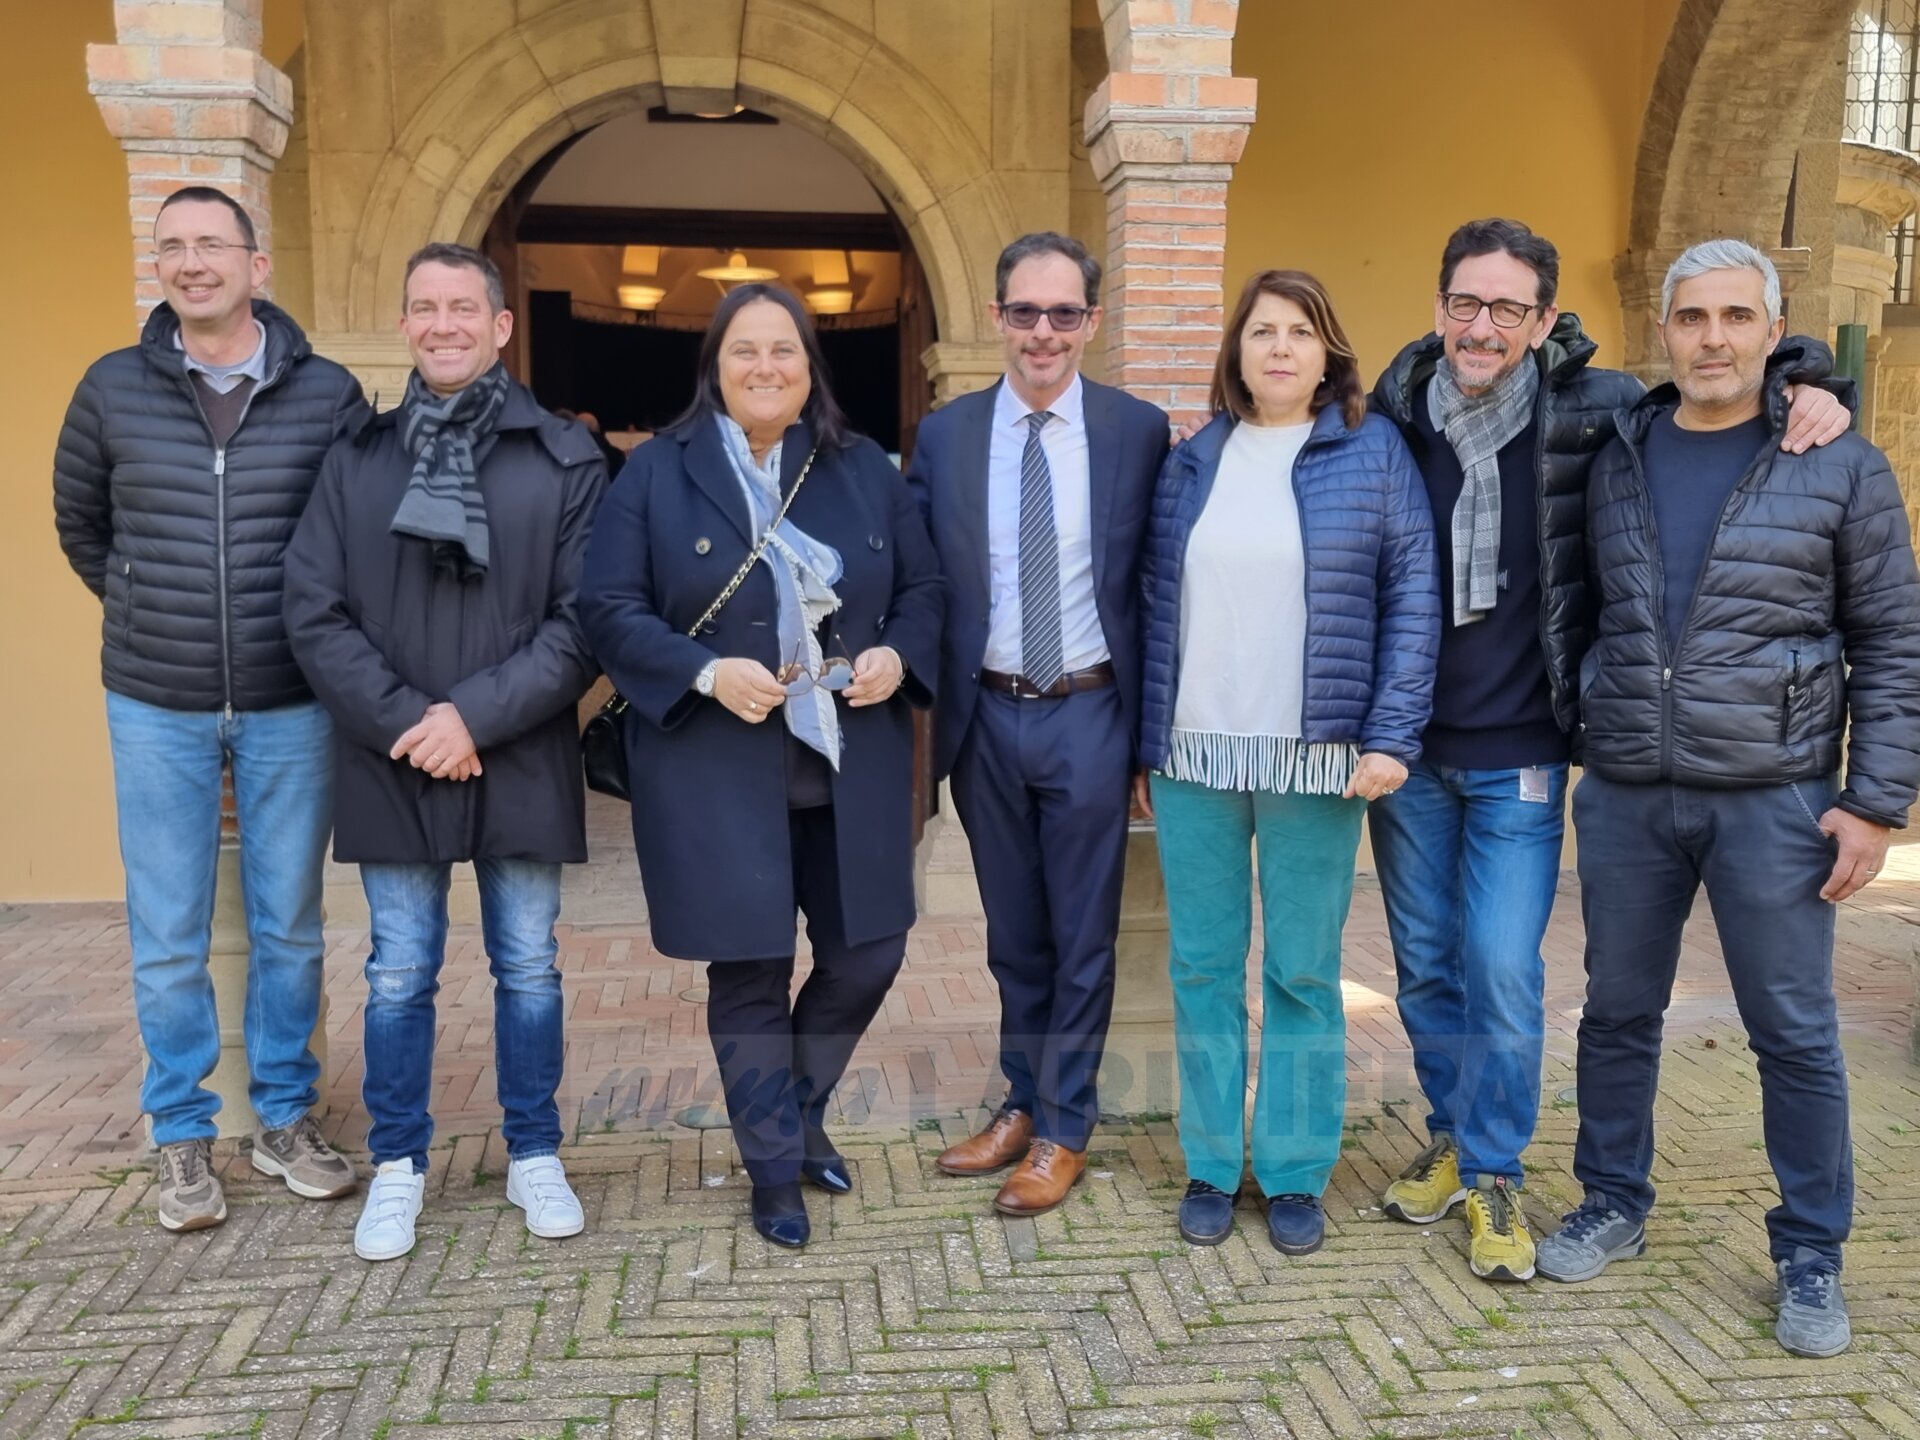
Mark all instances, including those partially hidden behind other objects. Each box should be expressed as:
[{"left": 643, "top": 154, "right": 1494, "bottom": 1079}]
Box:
[{"left": 1539, "top": 240, "right": 1920, "bottom": 1360}]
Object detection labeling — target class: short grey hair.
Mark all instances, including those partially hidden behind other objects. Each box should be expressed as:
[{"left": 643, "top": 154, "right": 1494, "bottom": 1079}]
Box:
[{"left": 1660, "top": 239, "right": 1781, "bottom": 324}]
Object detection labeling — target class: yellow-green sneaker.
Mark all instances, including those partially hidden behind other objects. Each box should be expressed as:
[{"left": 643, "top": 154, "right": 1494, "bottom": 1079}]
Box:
[
  {"left": 1465, "top": 1176, "right": 1535, "bottom": 1282},
  {"left": 1382, "top": 1134, "right": 1467, "bottom": 1224}
]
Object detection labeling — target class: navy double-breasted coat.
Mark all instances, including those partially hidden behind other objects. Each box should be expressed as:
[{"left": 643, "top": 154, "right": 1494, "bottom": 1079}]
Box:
[{"left": 578, "top": 419, "right": 945, "bottom": 961}]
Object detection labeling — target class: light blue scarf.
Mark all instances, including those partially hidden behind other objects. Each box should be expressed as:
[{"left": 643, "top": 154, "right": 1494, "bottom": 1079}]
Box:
[{"left": 717, "top": 416, "right": 845, "bottom": 769}]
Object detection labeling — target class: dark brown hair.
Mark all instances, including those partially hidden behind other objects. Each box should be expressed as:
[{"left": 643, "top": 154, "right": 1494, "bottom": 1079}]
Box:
[
  {"left": 669, "top": 283, "right": 850, "bottom": 450},
  {"left": 1211, "top": 269, "right": 1366, "bottom": 430}
]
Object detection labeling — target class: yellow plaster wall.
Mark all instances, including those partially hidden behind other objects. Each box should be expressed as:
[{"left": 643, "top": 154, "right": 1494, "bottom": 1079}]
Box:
[
  {"left": 1225, "top": 0, "right": 1684, "bottom": 385},
  {"left": 0, "top": 1, "right": 308, "bottom": 900}
]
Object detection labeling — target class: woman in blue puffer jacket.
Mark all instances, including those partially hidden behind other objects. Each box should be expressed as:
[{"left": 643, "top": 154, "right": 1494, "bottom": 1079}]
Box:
[{"left": 1137, "top": 269, "right": 1440, "bottom": 1256}]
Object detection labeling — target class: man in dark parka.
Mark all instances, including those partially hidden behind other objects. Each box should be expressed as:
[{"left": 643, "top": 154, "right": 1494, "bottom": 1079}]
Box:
[{"left": 284, "top": 243, "right": 605, "bottom": 1263}]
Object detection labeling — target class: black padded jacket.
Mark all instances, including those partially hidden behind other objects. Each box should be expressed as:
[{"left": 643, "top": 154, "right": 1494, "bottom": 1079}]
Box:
[
  {"left": 1581, "top": 337, "right": 1920, "bottom": 828},
  {"left": 53, "top": 299, "right": 368, "bottom": 712},
  {"left": 1371, "top": 313, "right": 1647, "bottom": 737}
]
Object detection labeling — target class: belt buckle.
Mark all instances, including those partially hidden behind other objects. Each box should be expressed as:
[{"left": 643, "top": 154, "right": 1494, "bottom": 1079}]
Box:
[{"left": 1013, "top": 674, "right": 1046, "bottom": 699}]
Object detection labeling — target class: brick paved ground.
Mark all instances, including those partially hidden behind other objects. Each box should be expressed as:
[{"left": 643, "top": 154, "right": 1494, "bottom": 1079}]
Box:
[{"left": 0, "top": 809, "right": 1916, "bottom": 1438}]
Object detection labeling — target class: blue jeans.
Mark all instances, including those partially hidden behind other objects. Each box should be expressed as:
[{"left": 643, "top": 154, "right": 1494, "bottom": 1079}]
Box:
[
  {"left": 1152, "top": 774, "right": 1366, "bottom": 1198},
  {"left": 360, "top": 859, "right": 566, "bottom": 1173},
  {"left": 104, "top": 692, "right": 332, "bottom": 1144},
  {"left": 1571, "top": 774, "right": 1852, "bottom": 1265},
  {"left": 1369, "top": 761, "right": 1565, "bottom": 1184}
]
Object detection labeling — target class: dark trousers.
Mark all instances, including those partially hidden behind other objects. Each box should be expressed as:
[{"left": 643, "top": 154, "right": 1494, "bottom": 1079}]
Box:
[
  {"left": 1572, "top": 773, "right": 1854, "bottom": 1264},
  {"left": 949, "top": 685, "right": 1132, "bottom": 1149},
  {"left": 704, "top": 806, "right": 907, "bottom": 1186}
]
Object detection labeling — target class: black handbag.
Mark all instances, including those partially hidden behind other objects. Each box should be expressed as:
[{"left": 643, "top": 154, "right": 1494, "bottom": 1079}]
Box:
[
  {"left": 579, "top": 449, "right": 820, "bottom": 803},
  {"left": 581, "top": 692, "right": 630, "bottom": 799}
]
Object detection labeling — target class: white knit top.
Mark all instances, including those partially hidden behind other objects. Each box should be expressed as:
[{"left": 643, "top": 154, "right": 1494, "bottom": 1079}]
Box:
[{"left": 1165, "top": 419, "right": 1358, "bottom": 794}]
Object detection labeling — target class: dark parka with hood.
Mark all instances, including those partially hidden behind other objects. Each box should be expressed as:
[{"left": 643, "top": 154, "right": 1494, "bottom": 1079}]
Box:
[
  {"left": 1581, "top": 337, "right": 1920, "bottom": 829},
  {"left": 1369, "top": 312, "right": 1644, "bottom": 738},
  {"left": 53, "top": 299, "right": 368, "bottom": 712},
  {"left": 282, "top": 379, "right": 608, "bottom": 864}
]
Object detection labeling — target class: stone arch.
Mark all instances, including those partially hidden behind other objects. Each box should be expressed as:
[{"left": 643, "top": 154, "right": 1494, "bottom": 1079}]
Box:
[
  {"left": 1617, "top": 0, "right": 1857, "bottom": 374},
  {"left": 336, "top": 0, "right": 1014, "bottom": 363}
]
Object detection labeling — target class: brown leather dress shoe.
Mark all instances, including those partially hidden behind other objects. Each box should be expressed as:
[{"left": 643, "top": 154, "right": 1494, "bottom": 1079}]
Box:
[
  {"left": 935, "top": 1106, "right": 1034, "bottom": 1176},
  {"left": 992, "top": 1139, "right": 1087, "bottom": 1216}
]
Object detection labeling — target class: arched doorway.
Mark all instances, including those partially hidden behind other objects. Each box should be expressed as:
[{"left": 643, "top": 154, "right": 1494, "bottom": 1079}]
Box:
[{"left": 475, "top": 104, "right": 937, "bottom": 461}]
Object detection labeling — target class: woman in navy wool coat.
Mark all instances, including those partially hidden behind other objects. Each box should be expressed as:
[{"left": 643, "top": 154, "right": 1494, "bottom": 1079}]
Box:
[
  {"left": 1137, "top": 270, "right": 1439, "bottom": 1257},
  {"left": 579, "top": 284, "right": 943, "bottom": 1249}
]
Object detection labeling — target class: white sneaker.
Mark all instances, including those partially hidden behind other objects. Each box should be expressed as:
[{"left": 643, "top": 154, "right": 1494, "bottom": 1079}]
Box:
[
  {"left": 506, "top": 1155, "right": 585, "bottom": 1239},
  {"left": 354, "top": 1159, "right": 425, "bottom": 1261}
]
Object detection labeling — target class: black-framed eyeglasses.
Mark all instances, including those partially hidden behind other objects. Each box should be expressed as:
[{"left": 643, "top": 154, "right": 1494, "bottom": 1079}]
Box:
[
  {"left": 777, "top": 635, "right": 855, "bottom": 696},
  {"left": 1440, "top": 292, "right": 1538, "bottom": 329},
  {"left": 154, "top": 239, "right": 257, "bottom": 265},
  {"left": 998, "top": 302, "right": 1093, "bottom": 332}
]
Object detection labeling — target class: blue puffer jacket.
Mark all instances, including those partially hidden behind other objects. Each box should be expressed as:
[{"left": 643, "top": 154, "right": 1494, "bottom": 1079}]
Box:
[{"left": 1139, "top": 406, "right": 1441, "bottom": 771}]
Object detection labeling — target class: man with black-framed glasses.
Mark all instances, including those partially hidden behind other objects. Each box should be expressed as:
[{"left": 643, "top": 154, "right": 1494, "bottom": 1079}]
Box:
[
  {"left": 1364, "top": 217, "right": 1851, "bottom": 1285},
  {"left": 54, "top": 186, "right": 368, "bottom": 1234},
  {"left": 907, "top": 231, "right": 1169, "bottom": 1216}
]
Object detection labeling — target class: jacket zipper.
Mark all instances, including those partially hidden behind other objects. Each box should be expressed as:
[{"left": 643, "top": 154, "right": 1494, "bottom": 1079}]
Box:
[
  {"left": 1531, "top": 373, "right": 1556, "bottom": 723},
  {"left": 184, "top": 362, "right": 280, "bottom": 721},
  {"left": 1620, "top": 425, "right": 1770, "bottom": 778},
  {"left": 1782, "top": 648, "right": 1800, "bottom": 744}
]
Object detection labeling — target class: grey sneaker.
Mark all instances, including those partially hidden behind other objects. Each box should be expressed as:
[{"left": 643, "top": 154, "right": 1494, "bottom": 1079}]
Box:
[
  {"left": 251, "top": 1115, "right": 358, "bottom": 1200},
  {"left": 1535, "top": 1199, "right": 1646, "bottom": 1282},
  {"left": 156, "top": 1138, "right": 227, "bottom": 1232},
  {"left": 1775, "top": 1247, "right": 1850, "bottom": 1358}
]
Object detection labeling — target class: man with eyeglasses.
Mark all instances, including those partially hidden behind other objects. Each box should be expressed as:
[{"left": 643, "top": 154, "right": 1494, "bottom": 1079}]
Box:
[
  {"left": 54, "top": 186, "right": 368, "bottom": 1233},
  {"left": 1364, "top": 218, "right": 1850, "bottom": 1284},
  {"left": 908, "top": 232, "right": 1169, "bottom": 1216}
]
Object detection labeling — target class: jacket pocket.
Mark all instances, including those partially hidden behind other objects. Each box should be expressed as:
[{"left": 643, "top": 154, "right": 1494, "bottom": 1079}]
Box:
[
  {"left": 1780, "top": 650, "right": 1799, "bottom": 745},
  {"left": 106, "top": 557, "right": 134, "bottom": 648}
]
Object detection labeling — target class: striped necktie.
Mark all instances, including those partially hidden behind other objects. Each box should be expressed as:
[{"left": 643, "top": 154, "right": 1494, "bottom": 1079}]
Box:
[{"left": 1019, "top": 410, "right": 1065, "bottom": 691}]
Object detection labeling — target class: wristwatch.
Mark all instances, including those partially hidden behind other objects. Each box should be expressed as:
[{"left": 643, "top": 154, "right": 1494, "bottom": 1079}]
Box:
[{"left": 694, "top": 659, "right": 719, "bottom": 697}]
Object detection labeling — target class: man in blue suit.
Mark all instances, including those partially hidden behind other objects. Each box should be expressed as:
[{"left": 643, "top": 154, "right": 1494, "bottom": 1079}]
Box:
[{"left": 907, "top": 232, "right": 1170, "bottom": 1215}]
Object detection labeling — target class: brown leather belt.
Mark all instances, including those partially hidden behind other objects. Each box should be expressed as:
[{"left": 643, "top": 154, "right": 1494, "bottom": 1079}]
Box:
[{"left": 979, "top": 661, "right": 1116, "bottom": 699}]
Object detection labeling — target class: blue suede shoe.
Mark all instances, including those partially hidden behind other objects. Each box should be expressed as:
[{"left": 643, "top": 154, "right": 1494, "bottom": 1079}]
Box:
[
  {"left": 1179, "top": 1180, "right": 1238, "bottom": 1246},
  {"left": 1265, "top": 1193, "right": 1325, "bottom": 1255},
  {"left": 751, "top": 1182, "right": 810, "bottom": 1249}
]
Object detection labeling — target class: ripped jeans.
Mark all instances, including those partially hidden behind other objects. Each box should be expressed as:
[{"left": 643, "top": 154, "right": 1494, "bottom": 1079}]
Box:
[{"left": 359, "top": 859, "right": 565, "bottom": 1173}]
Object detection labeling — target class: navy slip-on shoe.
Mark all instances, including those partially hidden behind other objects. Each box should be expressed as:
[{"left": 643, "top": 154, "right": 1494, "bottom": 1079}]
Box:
[
  {"left": 1179, "top": 1179, "right": 1238, "bottom": 1246},
  {"left": 1265, "top": 1193, "right": 1325, "bottom": 1255},
  {"left": 751, "top": 1182, "right": 810, "bottom": 1249}
]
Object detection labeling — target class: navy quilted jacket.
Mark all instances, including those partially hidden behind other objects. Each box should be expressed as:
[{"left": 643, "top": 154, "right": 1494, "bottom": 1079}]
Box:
[{"left": 1139, "top": 406, "right": 1441, "bottom": 771}]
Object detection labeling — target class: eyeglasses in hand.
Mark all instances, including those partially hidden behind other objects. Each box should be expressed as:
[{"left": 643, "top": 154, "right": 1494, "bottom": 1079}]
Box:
[{"left": 777, "top": 636, "right": 855, "bottom": 696}]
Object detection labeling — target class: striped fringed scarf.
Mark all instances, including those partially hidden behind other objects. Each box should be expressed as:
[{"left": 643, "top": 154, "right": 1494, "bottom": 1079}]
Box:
[
  {"left": 1164, "top": 730, "right": 1358, "bottom": 794},
  {"left": 390, "top": 360, "right": 511, "bottom": 579}
]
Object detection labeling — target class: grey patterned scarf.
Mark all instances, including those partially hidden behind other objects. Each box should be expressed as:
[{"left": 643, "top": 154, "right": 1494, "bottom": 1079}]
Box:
[
  {"left": 391, "top": 361, "right": 512, "bottom": 579},
  {"left": 1427, "top": 354, "right": 1538, "bottom": 626},
  {"left": 717, "top": 417, "right": 845, "bottom": 770}
]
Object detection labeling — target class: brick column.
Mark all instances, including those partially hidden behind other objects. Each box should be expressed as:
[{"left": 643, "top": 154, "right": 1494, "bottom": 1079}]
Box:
[
  {"left": 87, "top": 0, "right": 292, "bottom": 323},
  {"left": 1084, "top": 0, "right": 1255, "bottom": 422}
]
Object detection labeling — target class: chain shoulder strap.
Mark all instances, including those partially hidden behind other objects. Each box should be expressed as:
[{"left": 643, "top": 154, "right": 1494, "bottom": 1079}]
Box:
[{"left": 686, "top": 448, "right": 819, "bottom": 637}]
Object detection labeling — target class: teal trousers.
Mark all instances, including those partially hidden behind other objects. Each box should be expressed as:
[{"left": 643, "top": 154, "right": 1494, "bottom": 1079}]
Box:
[{"left": 1151, "top": 773, "right": 1365, "bottom": 1197}]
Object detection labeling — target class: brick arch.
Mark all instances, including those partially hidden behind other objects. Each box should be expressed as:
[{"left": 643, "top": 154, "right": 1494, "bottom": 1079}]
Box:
[
  {"left": 1632, "top": 0, "right": 1857, "bottom": 251},
  {"left": 338, "top": 0, "right": 1012, "bottom": 350},
  {"left": 1619, "top": 0, "right": 1857, "bottom": 374}
]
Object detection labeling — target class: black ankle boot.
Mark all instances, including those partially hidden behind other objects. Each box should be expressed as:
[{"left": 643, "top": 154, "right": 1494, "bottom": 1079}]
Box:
[
  {"left": 750, "top": 1182, "right": 810, "bottom": 1248},
  {"left": 800, "top": 1126, "right": 852, "bottom": 1193}
]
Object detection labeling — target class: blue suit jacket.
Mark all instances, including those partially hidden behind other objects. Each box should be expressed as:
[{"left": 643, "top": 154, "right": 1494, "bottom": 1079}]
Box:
[{"left": 906, "top": 376, "right": 1169, "bottom": 779}]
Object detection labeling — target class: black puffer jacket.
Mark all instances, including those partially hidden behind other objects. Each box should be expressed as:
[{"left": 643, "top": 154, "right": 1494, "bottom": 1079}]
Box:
[
  {"left": 1582, "top": 338, "right": 1920, "bottom": 828},
  {"left": 53, "top": 300, "right": 368, "bottom": 712},
  {"left": 1370, "top": 313, "right": 1645, "bottom": 735}
]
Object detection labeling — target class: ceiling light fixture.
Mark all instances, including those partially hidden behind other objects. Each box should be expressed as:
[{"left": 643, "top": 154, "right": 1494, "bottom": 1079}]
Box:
[
  {"left": 806, "top": 288, "right": 854, "bottom": 315},
  {"left": 617, "top": 284, "right": 666, "bottom": 311},
  {"left": 696, "top": 250, "right": 780, "bottom": 283}
]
